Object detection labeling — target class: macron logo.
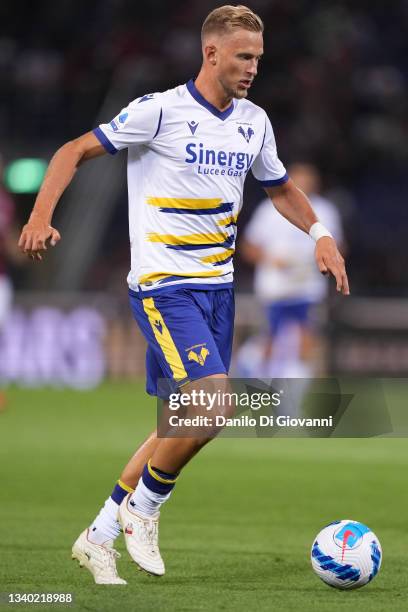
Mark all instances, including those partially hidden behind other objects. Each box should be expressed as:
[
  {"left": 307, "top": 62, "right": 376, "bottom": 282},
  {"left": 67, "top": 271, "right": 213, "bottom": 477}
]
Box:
[{"left": 187, "top": 121, "right": 199, "bottom": 135}]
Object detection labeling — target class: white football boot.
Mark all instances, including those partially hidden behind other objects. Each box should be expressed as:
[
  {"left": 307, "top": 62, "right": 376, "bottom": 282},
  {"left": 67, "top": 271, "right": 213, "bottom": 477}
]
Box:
[
  {"left": 118, "top": 494, "right": 165, "bottom": 576},
  {"left": 72, "top": 529, "right": 127, "bottom": 585}
]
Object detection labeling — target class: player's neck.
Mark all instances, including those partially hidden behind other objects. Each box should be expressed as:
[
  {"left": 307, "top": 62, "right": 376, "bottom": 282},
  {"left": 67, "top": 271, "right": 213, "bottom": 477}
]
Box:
[{"left": 194, "top": 73, "right": 233, "bottom": 112}]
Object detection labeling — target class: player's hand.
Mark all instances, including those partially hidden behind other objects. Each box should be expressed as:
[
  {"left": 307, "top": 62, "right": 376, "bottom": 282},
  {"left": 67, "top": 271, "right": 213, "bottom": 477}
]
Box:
[
  {"left": 18, "top": 216, "right": 61, "bottom": 261},
  {"left": 315, "top": 236, "right": 350, "bottom": 295}
]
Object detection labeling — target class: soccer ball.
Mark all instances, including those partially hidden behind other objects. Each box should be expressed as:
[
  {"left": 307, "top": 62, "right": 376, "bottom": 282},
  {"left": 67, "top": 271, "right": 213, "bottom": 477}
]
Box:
[{"left": 311, "top": 520, "right": 382, "bottom": 589}]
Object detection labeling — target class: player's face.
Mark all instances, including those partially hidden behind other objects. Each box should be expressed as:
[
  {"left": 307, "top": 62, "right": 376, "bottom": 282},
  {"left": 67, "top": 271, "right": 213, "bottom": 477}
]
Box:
[{"left": 215, "top": 29, "right": 263, "bottom": 99}]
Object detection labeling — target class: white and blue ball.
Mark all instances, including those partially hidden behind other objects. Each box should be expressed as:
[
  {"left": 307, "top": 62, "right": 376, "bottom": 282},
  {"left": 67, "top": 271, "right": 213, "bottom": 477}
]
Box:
[{"left": 311, "top": 520, "right": 382, "bottom": 589}]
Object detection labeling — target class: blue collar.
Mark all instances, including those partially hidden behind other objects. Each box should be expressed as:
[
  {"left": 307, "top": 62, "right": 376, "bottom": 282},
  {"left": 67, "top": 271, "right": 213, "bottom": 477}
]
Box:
[{"left": 186, "top": 79, "right": 235, "bottom": 121}]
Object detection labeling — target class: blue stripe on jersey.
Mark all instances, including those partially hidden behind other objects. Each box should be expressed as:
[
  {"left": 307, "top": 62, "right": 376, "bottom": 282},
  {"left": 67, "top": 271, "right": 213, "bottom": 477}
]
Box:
[
  {"left": 167, "top": 236, "right": 234, "bottom": 251},
  {"left": 258, "top": 172, "right": 289, "bottom": 187},
  {"left": 153, "top": 107, "right": 163, "bottom": 139},
  {"left": 260, "top": 119, "right": 267, "bottom": 150},
  {"left": 212, "top": 255, "right": 234, "bottom": 266},
  {"left": 186, "top": 79, "right": 234, "bottom": 121},
  {"left": 93, "top": 127, "right": 118, "bottom": 155},
  {"left": 157, "top": 202, "right": 234, "bottom": 215}
]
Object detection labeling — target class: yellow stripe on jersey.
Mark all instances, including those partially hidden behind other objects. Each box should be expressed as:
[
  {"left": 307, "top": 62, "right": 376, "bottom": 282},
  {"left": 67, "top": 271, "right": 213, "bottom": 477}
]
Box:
[
  {"left": 142, "top": 297, "right": 188, "bottom": 382},
  {"left": 200, "top": 249, "right": 235, "bottom": 264},
  {"left": 147, "top": 232, "right": 229, "bottom": 246},
  {"left": 147, "top": 196, "right": 223, "bottom": 209},
  {"left": 139, "top": 270, "right": 224, "bottom": 285},
  {"left": 217, "top": 216, "right": 238, "bottom": 227}
]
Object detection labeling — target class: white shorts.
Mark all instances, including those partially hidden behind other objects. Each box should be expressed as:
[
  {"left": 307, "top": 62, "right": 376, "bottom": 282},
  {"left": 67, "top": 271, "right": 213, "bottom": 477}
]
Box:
[{"left": 0, "top": 275, "right": 12, "bottom": 328}]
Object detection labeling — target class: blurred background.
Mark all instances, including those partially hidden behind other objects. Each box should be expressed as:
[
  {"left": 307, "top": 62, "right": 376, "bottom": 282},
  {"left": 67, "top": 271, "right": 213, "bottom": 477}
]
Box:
[{"left": 1, "top": 0, "right": 408, "bottom": 389}]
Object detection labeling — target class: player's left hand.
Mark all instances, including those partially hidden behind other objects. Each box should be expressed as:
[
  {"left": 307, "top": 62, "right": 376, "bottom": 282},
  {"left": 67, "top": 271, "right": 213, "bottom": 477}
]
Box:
[{"left": 315, "top": 236, "right": 350, "bottom": 295}]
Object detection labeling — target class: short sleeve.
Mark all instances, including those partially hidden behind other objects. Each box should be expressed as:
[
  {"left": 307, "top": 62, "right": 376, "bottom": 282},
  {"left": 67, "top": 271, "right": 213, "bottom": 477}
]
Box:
[
  {"left": 93, "top": 93, "right": 163, "bottom": 155},
  {"left": 251, "top": 114, "right": 288, "bottom": 187}
]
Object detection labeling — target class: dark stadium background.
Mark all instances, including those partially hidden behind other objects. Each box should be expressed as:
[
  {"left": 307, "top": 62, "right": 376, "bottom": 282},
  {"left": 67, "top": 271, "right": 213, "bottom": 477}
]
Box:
[
  {"left": 1, "top": 0, "right": 408, "bottom": 382},
  {"left": 2, "top": 0, "right": 407, "bottom": 292}
]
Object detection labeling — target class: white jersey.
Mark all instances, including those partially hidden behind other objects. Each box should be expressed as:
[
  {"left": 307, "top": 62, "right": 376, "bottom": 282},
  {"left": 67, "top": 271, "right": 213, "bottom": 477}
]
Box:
[
  {"left": 245, "top": 195, "right": 343, "bottom": 303},
  {"left": 94, "top": 80, "right": 287, "bottom": 294}
]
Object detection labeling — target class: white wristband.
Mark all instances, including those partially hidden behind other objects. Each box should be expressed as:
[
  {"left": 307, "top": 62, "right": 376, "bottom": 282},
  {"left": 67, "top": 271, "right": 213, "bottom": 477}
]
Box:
[{"left": 309, "top": 222, "right": 333, "bottom": 242}]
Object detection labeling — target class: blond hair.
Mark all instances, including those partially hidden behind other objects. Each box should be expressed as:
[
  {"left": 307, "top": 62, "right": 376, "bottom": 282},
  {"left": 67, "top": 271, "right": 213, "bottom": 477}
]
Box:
[{"left": 202, "top": 5, "right": 264, "bottom": 42}]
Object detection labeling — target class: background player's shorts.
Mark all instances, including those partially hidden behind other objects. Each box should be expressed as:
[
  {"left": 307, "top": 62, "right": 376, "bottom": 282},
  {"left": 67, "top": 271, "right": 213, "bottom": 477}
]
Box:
[
  {"left": 129, "top": 288, "right": 234, "bottom": 398},
  {"left": 267, "top": 298, "right": 314, "bottom": 335}
]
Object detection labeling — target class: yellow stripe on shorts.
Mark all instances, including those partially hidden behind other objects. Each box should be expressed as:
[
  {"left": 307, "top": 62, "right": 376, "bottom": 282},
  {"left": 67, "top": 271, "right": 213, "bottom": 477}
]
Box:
[{"left": 142, "top": 297, "right": 188, "bottom": 382}]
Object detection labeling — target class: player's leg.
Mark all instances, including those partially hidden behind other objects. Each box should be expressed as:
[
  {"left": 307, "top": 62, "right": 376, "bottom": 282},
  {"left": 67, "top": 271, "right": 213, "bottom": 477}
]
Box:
[
  {"left": 119, "top": 289, "right": 234, "bottom": 575},
  {"left": 119, "top": 373, "right": 231, "bottom": 575},
  {"left": 72, "top": 344, "right": 173, "bottom": 583},
  {"left": 71, "top": 428, "right": 161, "bottom": 584},
  {"left": 87, "top": 430, "right": 160, "bottom": 543},
  {"left": 120, "top": 429, "right": 159, "bottom": 488}
]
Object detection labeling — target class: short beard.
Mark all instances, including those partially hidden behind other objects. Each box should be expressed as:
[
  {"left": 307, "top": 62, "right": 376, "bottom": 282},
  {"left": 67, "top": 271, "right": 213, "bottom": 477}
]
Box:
[
  {"left": 219, "top": 78, "right": 248, "bottom": 101},
  {"left": 232, "top": 88, "right": 248, "bottom": 99}
]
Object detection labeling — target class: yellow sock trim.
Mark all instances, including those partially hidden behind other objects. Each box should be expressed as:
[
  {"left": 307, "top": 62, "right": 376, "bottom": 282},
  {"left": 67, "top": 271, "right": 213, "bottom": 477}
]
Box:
[
  {"left": 147, "top": 459, "right": 178, "bottom": 484},
  {"left": 118, "top": 479, "right": 134, "bottom": 493}
]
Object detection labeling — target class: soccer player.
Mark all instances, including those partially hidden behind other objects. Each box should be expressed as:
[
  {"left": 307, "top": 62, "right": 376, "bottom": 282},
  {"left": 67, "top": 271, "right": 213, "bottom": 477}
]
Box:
[
  {"left": 241, "top": 162, "right": 344, "bottom": 377},
  {"left": 18, "top": 5, "right": 349, "bottom": 585}
]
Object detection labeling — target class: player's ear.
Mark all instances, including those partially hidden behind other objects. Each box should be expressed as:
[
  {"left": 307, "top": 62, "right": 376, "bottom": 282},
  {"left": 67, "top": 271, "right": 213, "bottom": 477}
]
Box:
[{"left": 204, "top": 44, "right": 217, "bottom": 65}]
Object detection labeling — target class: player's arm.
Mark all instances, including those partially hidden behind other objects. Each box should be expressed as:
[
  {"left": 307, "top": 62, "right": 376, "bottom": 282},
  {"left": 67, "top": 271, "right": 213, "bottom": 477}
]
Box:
[
  {"left": 240, "top": 239, "right": 290, "bottom": 269},
  {"left": 264, "top": 179, "right": 350, "bottom": 295},
  {"left": 240, "top": 239, "right": 265, "bottom": 265},
  {"left": 18, "top": 131, "right": 106, "bottom": 260}
]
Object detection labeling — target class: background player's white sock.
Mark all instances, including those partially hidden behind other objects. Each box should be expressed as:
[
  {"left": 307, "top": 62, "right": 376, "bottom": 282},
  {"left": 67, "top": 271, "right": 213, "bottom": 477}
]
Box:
[{"left": 88, "top": 480, "right": 133, "bottom": 544}]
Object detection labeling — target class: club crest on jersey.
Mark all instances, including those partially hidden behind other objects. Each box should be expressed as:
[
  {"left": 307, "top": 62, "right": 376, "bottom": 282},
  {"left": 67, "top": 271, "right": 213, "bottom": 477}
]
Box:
[
  {"left": 187, "top": 343, "right": 209, "bottom": 366},
  {"left": 187, "top": 120, "right": 199, "bottom": 135},
  {"left": 238, "top": 125, "right": 254, "bottom": 143}
]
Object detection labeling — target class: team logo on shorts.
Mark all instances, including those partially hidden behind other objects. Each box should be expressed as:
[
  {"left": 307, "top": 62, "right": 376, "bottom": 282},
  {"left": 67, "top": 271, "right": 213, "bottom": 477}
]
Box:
[
  {"left": 238, "top": 125, "right": 254, "bottom": 143},
  {"left": 186, "top": 343, "right": 209, "bottom": 366},
  {"left": 154, "top": 319, "right": 163, "bottom": 334}
]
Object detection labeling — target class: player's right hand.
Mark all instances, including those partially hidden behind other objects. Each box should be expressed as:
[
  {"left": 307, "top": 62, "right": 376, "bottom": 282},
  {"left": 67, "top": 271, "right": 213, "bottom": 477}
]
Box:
[{"left": 18, "top": 217, "right": 61, "bottom": 261}]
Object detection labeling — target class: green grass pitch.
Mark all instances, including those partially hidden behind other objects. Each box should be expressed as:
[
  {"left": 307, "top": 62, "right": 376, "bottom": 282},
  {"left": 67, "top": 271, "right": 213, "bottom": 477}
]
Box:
[{"left": 0, "top": 382, "right": 407, "bottom": 611}]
